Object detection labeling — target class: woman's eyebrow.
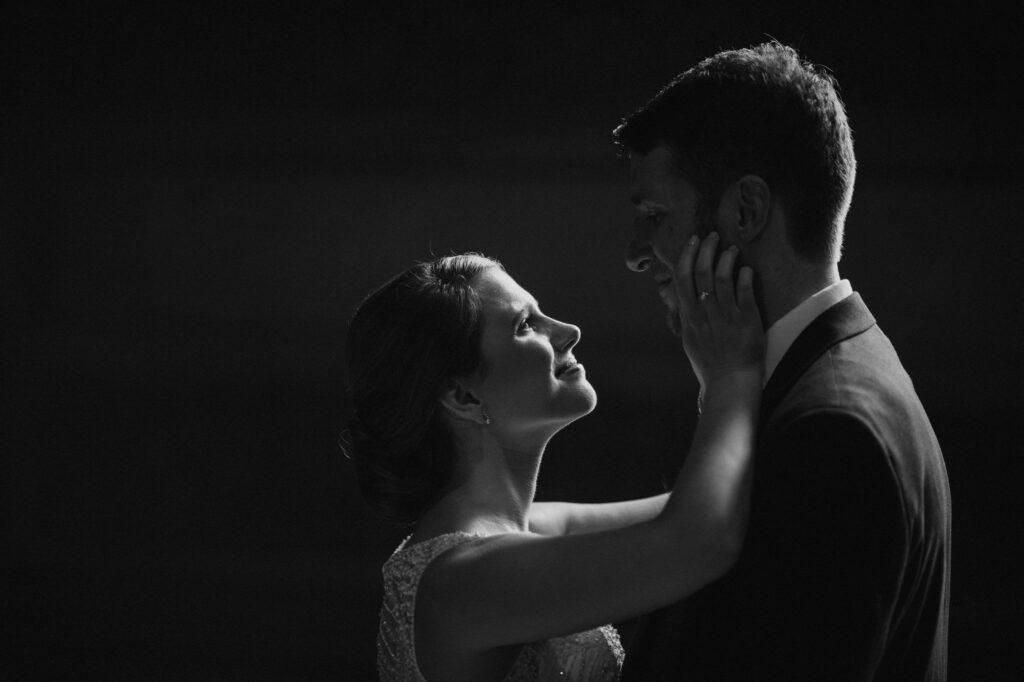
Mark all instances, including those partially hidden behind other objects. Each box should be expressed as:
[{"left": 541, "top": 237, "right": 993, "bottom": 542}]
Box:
[{"left": 510, "top": 299, "right": 541, "bottom": 322}]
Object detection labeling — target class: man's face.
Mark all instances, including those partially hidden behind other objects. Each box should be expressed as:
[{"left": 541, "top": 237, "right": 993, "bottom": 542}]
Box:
[{"left": 626, "top": 145, "right": 709, "bottom": 333}]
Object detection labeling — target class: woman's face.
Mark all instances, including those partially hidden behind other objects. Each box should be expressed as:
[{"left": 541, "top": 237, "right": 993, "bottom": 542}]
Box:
[{"left": 468, "top": 268, "right": 596, "bottom": 436}]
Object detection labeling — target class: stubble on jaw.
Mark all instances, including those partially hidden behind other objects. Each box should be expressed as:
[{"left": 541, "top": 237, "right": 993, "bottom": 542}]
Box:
[
  {"left": 666, "top": 309, "right": 682, "bottom": 337},
  {"left": 663, "top": 297, "right": 683, "bottom": 337}
]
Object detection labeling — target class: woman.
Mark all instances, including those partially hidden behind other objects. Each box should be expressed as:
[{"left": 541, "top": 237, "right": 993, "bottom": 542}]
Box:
[{"left": 346, "top": 233, "right": 763, "bottom": 681}]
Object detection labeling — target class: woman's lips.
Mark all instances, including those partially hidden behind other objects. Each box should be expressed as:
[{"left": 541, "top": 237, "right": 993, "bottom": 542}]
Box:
[{"left": 556, "top": 361, "right": 582, "bottom": 377}]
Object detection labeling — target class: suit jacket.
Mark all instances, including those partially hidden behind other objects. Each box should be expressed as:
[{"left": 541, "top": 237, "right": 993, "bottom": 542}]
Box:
[{"left": 622, "top": 293, "right": 951, "bottom": 681}]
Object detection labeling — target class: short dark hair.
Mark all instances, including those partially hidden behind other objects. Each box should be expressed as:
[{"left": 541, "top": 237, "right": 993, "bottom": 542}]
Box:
[
  {"left": 614, "top": 41, "right": 856, "bottom": 263},
  {"left": 343, "top": 253, "right": 502, "bottom": 524}
]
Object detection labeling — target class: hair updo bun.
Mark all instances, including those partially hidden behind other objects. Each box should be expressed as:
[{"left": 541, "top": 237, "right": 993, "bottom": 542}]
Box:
[{"left": 343, "top": 254, "right": 502, "bottom": 524}]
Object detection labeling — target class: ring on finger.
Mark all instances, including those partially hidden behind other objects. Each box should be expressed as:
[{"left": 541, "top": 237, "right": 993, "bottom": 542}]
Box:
[{"left": 698, "top": 290, "right": 713, "bottom": 302}]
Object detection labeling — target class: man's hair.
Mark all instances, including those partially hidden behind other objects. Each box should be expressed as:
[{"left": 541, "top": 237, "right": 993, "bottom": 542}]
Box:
[{"left": 614, "top": 41, "right": 856, "bottom": 263}]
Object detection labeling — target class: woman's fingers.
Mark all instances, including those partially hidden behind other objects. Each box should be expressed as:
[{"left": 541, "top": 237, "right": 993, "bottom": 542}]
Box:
[
  {"left": 714, "top": 245, "right": 739, "bottom": 309},
  {"left": 694, "top": 232, "right": 718, "bottom": 303},
  {"left": 675, "top": 233, "right": 764, "bottom": 376}
]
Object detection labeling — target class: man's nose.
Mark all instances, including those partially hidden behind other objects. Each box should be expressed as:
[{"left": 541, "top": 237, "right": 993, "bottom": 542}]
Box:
[{"left": 626, "top": 229, "right": 653, "bottom": 272}]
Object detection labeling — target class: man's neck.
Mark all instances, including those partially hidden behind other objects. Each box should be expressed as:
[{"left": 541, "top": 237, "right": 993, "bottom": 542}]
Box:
[{"left": 760, "top": 262, "right": 840, "bottom": 329}]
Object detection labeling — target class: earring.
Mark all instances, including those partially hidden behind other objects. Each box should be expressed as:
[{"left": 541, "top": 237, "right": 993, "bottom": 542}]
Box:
[{"left": 481, "top": 409, "right": 491, "bottom": 426}]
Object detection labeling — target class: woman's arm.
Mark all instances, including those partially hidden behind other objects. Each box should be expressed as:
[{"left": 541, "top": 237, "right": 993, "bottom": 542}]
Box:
[
  {"left": 418, "top": 234, "right": 764, "bottom": 651},
  {"left": 529, "top": 495, "right": 669, "bottom": 536}
]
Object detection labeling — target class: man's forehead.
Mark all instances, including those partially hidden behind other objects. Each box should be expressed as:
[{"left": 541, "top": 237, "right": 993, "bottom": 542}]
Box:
[
  {"left": 631, "top": 145, "right": 678, "bottom": 172},
  {"left": 629, "top": 146, "right": 681, "bottom": 205},
  {"left": 627, "top": 153, "right": 646, "bottom": 203},
  {"left": 627, "top": 150, "right": 644, "bottom": 186}
]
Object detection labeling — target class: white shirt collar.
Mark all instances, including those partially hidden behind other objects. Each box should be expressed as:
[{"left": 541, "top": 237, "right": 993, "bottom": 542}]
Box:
[{"left": 763, "top": 280, "right": 853, "bottom": 385}]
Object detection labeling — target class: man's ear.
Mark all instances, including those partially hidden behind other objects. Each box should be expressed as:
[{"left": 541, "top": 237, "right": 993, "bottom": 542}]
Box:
[
  {"left": 438, "top": 378, "right": 485, "bottom": 425},
  {"left": 720, "top": 174, "right": 771, "bottom": 245},
  {"left": 735, "top": 174, "right": 771, "bottom": 243}
]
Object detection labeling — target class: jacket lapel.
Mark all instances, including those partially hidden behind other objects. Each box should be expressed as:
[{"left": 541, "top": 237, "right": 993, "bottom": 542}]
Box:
[{"left": 760, "top": 293, "right": 877, "bottom": 420}]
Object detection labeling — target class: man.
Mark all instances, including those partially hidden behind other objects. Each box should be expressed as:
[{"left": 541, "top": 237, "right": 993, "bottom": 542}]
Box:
[{"left": 617, "top": 42, "right": 951, "bottom": 680}]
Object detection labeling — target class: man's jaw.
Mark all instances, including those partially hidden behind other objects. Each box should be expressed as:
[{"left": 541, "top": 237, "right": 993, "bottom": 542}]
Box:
[
  {"left": 665, "top": 307, "right": 682, "bottom": 336},
  {"left": 653, "top": 275, "right": 682, "bottom": 336}
]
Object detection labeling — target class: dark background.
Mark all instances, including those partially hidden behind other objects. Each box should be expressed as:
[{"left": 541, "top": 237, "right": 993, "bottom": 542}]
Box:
[{"left": 4, "top": 4, "right": 1021, "bottom": 680}]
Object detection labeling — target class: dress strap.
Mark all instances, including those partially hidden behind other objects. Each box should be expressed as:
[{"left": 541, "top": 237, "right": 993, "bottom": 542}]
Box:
[{"left": 378, "top": 532, "right": 484, "bottom": 681}]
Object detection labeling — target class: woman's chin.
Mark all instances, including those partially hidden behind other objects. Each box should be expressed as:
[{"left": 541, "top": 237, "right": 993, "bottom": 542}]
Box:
[
  {"left": 565, "top": 385, "right": 598, "bottom": 422},
  {"left": 513, "top": 384, "right": 598, "bottom": 436},
  {"left": 581, "top": 385, "right": 598, "bottom": 415}
]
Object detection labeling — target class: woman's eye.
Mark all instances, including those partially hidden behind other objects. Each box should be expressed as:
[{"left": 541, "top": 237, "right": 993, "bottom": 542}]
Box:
[
  {"left": 647, "top": 211, "right": 663, "bottom": 225},
  {"left": 517, "top": 317, "right": 534, "bottom": 333}
]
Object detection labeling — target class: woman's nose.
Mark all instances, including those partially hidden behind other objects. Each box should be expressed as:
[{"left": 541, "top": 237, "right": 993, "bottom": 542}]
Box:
[{"left": 554, "top": 321, "right": 581, "bottom": 353}]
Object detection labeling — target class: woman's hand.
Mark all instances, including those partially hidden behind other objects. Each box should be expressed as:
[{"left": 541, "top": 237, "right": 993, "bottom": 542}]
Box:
[
  {"left": 415, "top": 232, "right": 765, "bottom": 658},
  {"left": 673, "top": 232, "right": 765, "bottom": 386}
]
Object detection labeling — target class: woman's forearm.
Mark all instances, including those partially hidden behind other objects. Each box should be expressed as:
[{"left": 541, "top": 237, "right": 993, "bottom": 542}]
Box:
[
  {"left": 529, "top": 495, "right": 669, "bottom": 536},
  {"left": 564, "top": 494, "right": 670, "bottom": 535},
  {"left": 660, "top": 370, "right": 762, "bottom": 562}
]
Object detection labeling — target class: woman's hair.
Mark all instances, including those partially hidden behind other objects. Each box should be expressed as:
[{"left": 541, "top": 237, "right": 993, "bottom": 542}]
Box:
[{"left": 343, "top": 253, "right": 503, "bottom": 524}]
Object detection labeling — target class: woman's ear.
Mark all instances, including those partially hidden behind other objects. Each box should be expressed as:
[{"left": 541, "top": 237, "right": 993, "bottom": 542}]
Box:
[{"left": 438, "top": 378, "right": 486, "bottom": 425}]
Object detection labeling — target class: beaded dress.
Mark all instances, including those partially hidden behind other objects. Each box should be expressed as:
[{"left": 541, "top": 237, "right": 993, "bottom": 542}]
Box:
[{"left": 377, "top": 532, "right": 624, "bottom": 681}]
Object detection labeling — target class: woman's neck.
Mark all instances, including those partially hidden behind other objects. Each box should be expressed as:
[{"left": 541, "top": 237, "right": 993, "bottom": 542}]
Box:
[{"left": 416, "top": 439, "right": 546, "bottom": 539}]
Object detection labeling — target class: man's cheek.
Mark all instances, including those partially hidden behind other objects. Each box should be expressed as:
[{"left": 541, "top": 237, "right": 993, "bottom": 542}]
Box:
[
  {"left": 666, "top": 224, "right": 694, "bottom": 265},
  {"left": 651, "top": 231, "right": 681, "bottom": 269}
]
